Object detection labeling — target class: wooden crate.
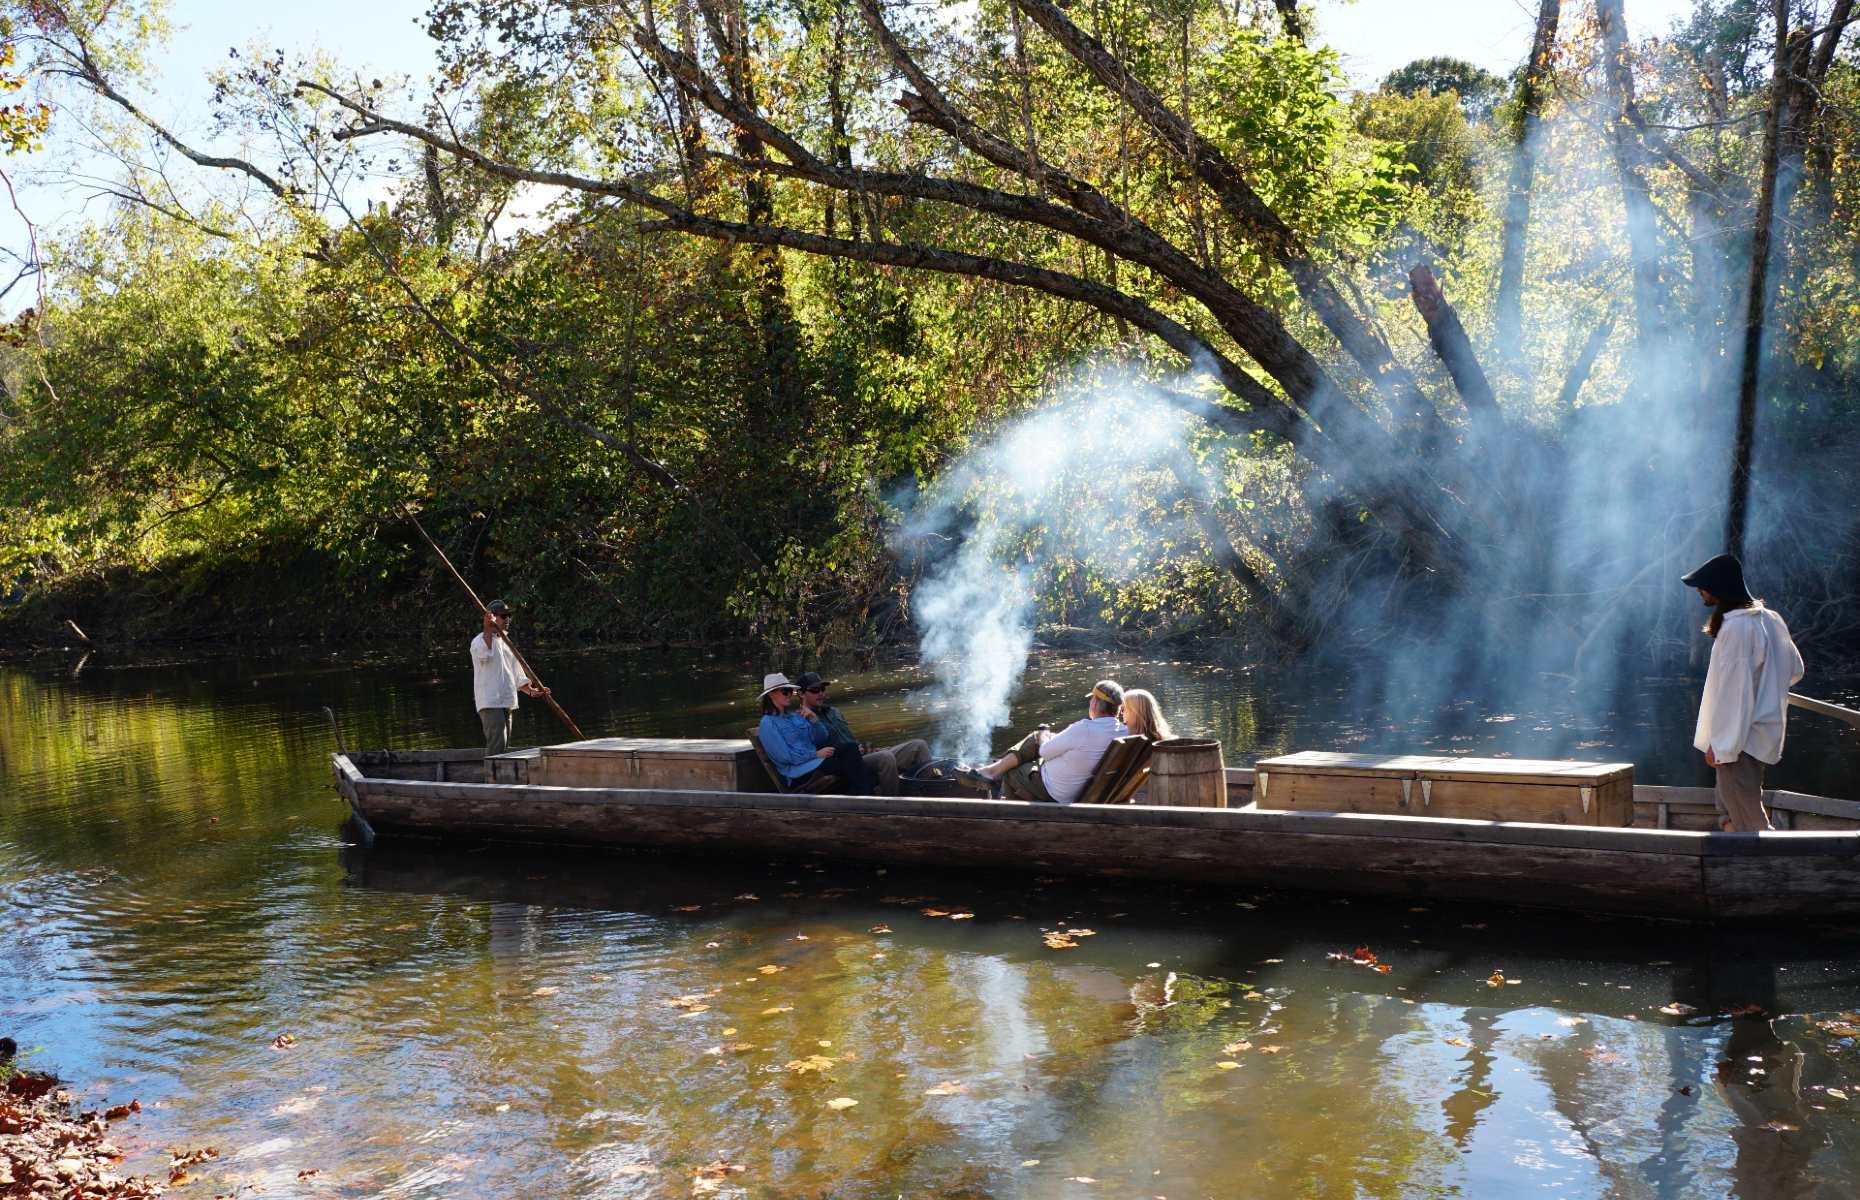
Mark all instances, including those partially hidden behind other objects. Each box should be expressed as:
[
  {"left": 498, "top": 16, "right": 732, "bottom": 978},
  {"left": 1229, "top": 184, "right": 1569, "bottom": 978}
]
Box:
[
  {"left": 1253, "top": 751, "right": 1635, "bottom": 826},
  {"left": 1252, "top": 752, "right": 1456, "bottom": 814},
  {"left": 531, "top": 737, "right": 769, "bottom": 792},
  {"left": 1415, "top": 758, "right": 1634, "bottom": 826}
]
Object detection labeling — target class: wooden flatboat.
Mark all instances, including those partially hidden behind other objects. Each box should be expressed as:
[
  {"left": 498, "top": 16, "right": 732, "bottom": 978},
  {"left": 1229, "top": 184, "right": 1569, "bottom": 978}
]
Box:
[{"left": 331, "top": 742, "right": 1860, "bottom": 924}]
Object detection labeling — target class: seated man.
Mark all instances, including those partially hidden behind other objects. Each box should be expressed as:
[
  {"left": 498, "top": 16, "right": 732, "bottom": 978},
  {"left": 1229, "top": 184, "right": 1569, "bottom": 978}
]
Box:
[
  {"left": 795, "top": 672, "right": 929, "bottom": 797},
  {"left": 972, "top": 680, "right": 1127, "bottom": 805}
]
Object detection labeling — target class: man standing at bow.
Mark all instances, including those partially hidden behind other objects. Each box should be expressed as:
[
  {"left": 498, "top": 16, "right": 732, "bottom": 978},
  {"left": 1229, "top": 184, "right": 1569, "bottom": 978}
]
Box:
[{"left": 471, "top": 599, "right": 548, "bottom": 757}]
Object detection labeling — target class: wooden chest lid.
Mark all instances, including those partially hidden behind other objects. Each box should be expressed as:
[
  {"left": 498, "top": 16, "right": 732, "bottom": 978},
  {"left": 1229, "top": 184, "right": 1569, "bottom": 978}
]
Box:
[
  {"left": 1254, "top": 751, "right": 1634, "bottom": 786},
  {"left": 1252, "top": 751, "right": 1459, "bottom": 778},
  {"left": 1415, "top": 756, "right": 1634, "bottom": 786},
  {"left": 539, "top": 737, "right": 753, "bottom": 760}
]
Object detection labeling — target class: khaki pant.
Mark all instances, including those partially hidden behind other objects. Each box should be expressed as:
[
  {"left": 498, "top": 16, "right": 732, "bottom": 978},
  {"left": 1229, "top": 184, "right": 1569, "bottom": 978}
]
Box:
[
  {"left": 1001, "top": 729, "right": 1057, "bottom": 803},
  {"left": 1714, "top": 752, "right": 1773, "bottom": 832},
  {"left": 864, "top": 738, "right": 931, "bottom": 797},
  {"left": 480, "top": 707, "right": 513, "bottom": 757}
]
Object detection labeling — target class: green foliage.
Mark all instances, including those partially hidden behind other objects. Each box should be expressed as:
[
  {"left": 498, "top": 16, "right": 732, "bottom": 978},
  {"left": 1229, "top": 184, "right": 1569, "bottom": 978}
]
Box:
[{"left": 1380, "top": 56, "right": 1507, "bottom": 122}]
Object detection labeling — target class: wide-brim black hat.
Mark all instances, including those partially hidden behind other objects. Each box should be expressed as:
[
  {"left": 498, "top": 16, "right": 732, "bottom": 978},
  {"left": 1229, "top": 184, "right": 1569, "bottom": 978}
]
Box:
[{"left": 1680, "top": 554, "right": 1751, "bottom": 603}]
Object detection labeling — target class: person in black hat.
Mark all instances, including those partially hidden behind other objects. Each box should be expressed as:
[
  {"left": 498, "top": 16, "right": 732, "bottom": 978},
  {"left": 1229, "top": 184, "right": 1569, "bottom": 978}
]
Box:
[
  {"left": 471, "top": 599, "right": 548, "bottom": 757},
  {"left": 794, "top": 672, "right": 930, "bottom": 797},
  {"left": 1681, "top": 554, "right": 1805, "bottom": 832}
]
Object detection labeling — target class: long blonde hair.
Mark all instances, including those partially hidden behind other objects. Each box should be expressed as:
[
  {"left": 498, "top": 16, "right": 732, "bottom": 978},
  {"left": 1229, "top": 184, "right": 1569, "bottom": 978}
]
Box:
[{"left": 1120, "top": 688, "right": 1174, "bottom": 741}]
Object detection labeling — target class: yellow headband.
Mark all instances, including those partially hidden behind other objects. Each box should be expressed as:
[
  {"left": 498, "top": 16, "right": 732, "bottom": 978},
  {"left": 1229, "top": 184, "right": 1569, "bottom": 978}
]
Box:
[{"left": 1092, "top": 686, "right": 1116, "bottom": 705}]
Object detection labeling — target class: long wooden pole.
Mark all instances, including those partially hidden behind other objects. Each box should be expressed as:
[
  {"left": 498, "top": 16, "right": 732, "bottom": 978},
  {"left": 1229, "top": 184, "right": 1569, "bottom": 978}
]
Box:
[
  {"left": 1789, "top": 693, "right": 1860, "bottom": 731},
  {"left": 404, "top": 511, "right": 586, "bottom": 740}
]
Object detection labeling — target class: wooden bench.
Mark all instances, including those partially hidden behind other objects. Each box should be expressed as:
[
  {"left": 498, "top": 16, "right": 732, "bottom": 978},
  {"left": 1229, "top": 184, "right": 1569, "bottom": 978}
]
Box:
[{"left": 1252, "top": 751, "right": 1635, "bottom": 826}]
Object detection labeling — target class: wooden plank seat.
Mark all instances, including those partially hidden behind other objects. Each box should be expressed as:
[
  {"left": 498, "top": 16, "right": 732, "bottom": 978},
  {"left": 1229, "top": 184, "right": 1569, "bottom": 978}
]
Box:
[
  {"left": 1074, "top": 735, "right": 1155, "bottom": 805},
  {"left": 1252, "top": 751, "right": 1635, "bottom": 826}
]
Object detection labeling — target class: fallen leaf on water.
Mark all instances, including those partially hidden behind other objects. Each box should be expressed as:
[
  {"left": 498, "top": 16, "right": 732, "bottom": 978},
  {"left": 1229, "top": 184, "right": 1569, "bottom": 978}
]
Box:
[
  {"left": 722, "top": 1027, "right": 738, "bottom": 1036},
  {"left": 1222, "top": 1041, "right": 1252, "bottom": 1054},
  {"left": 1556, "top": 1017, "right": 1588, "bottom": 1027},
  {"left": 694, "top": 1161, "right": 748, "bottom": 1178},
  {"left": 870, "top": 925, "right": 892, "bottom": 934},
  {"left": 1258, "top": 1046, "right": 1283, "bottom": 1055},
  {"left": 1071, "top": 929, "right": 1097, "bottom": 937},
  {"left": 825, "top": 1097, "right": 858, "bottom": 1110},
  {"left": 1826, "top": 1088, "right": 1849, "bottom": 1101},
  {"left": 102, "top": 1100, "right": 141, "bottom": 1121},
  {"left": 678, "top": 1005, "right": 711, "bottom": 1017},
  {"left": 590, "top": 973, "right": 612, "bottom": 981},
  {"left": 1020, "top": 1159, "right": 1041, "bottom": 1167},
  {"left": 1260, "top": 958, "right": 1283, "bottom": 964},
  {"left": 271, "top": 1033, "right": 297, "bottom": 1050},
  {"left": 1216, "top": 1061, "right": 1240, "bottom": 1070},
  {"left": 949, "top": 912, "right": 975, "bottom": 920},
  {"left": 531, "top": 986, "right": 561, "bottom": 997},
  {"left": 1044, "top": 932, "right": 1079, "bottom": 950},
  {"left": 616, "top": 1164, "right": 659, "bottom": 1177},
  {"left": 673, "top": 904, "right": 703, "bottom": 912},
  {"left": 784, "top": 1055, "right": 838, "bottom": 1073},
  {"left": 924, "top": 1081, "right": 968, "bottom": 1096},
  {"left": 762, "top": 1005, "right": 793, "bottom": 1015},
  {"left": 1443, "top": 1037, "right": 1470, "bottom": 1047},
  {"left": 758, "top": 965, "right": 784, "bottom": 975},
  {"left": 1659, "top": 1003, "right": 1698, "bottom": 1017},
  {"left": 734, "top": 893, "right": 760, "bottom": 901},
  {"left": 298, "top": 1168, "right": 320, "bottom": 1179},
  {"left": 1816, "top": 1020, "right": 1860, "bottom": 1037},
  {"left": 1485, "top": 972, "right": 1507, "bottom": 988},
  {"left": 921, "top": 908, "right": 951, "bottom": 918},
  {"left": 1067, "top": 1176, "right": 1098, "bottom": 1184},
  {"left": 495, "top": 1103, "right": 511, "bottom": 1112},
  {"left": 1760, "top": 1120, "right": 1799, "bottom": 1132},
  {"left": 1726, "top": 1003, "right": 1770, "bottom": 1018}
]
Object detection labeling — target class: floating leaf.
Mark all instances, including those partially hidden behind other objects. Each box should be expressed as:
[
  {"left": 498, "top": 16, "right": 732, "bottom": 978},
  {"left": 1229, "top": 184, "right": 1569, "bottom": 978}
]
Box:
[
  {"left": 1826, "top": 1088, "right": 1849, "bottom": 1101},
  {"left": 924, "top": 1081, "right": 968, "bottom": 1096},
  {"left": 531, "top": 986, "right": 560, "bottom": 997},
  {"left": 825, "top": 1097, "right": 858, "bottom": 1110},
  {"left": 1659, "top": 1002, "right": 1698, "bottom": 1017},
  {"left": 1043, "top": 931, "right": 1080, "bottom": 950},
  {"left": 1020, "top": 1159, "right": 1041, "bottom": 1167},
  {"left": 1486, "top": 972, "right": 1507, "bottom": 988},
  {"left": 673, "top": 904, "right": 703, "bottom": 912},
  {"left": 949, "top": 912, "right": 975, "bottom": 921},
  {"left": 758, "top": 965, "right": 784, "bottom": 975},
  {"left": 869, "top": 925, "right": 892, "bottom": 934},
  {"left": 270, "top": 1033, "right": 297, "bottom": 1050},
  {"left": 784, "top": 1055, "right": 838, "bottom": 1073},
  {"left": 1443, "top": 1037, "right": 1470, "bottom": 1047},
  {"left": 761, "top": 1005, "right": 794, "bottom": 1015},
  {"left": 1258, "top": 1045, "right": 1283, "bottom": 1055},
  {"left": 1216, "top": 1061, "right": 1241, "bottom": 1070},
  {"left": 921, "top": 908, "right": 951, "bottom": 917},
  {"left": 1556, "top": 1017, "right": 1588, "bottom": 1027}
]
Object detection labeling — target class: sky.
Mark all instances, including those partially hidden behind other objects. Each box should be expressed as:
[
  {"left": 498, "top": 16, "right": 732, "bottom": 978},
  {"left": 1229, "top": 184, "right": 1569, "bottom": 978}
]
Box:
[{"left": 2, "top": 0, "right": 1705, "bottom": 310}]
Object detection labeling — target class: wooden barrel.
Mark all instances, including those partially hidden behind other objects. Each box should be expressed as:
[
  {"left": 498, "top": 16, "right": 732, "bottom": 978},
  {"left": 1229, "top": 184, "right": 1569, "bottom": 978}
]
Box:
[{"left": 1147, "top": 738, "right": 1228, "bottom": 808}]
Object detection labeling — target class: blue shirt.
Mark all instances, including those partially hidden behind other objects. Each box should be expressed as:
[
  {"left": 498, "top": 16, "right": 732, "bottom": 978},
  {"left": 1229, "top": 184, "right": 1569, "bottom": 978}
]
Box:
[{"left": 758, "top": 712, "right": 829, "bottom": 781}]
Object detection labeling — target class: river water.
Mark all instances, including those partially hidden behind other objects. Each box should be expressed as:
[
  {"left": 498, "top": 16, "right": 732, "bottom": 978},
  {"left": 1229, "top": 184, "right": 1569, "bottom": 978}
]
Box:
[{"left": 4, "top": 646, "right": 1860, "bottom": 1198}]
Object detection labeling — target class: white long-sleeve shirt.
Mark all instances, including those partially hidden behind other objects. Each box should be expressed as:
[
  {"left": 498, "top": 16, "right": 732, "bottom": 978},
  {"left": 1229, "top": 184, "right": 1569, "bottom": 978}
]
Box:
[
  {"left": 1694, "top": 605, "right": 1805, "bottom": 765},
  {"left": 1039, "top": 715, "right": 1128, "bottom": 804},
  {"left": 470, "top": 633, "right": 527, "bottom": 712}
]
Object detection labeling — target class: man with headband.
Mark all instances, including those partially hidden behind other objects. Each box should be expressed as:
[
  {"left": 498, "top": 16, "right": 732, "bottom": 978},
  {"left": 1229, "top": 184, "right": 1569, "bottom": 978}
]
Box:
[{"left": 968, "top": 679, "right": 1128, "bottom": 804}]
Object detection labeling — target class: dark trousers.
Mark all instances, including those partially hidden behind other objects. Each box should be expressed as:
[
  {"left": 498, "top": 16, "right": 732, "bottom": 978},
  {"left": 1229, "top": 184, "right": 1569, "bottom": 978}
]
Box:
[{"left": 817, "top": 736, "right": 875, "bottom": 795}]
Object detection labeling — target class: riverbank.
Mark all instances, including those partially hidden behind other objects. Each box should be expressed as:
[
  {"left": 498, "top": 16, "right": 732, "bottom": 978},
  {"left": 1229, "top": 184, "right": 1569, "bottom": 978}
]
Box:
[{"left": 0, "top": 1060, "right": 162, "bottom": 1198}]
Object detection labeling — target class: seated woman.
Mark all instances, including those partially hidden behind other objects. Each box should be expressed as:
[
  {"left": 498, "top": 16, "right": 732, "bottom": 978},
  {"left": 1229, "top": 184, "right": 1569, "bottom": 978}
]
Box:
[
  {"left": 755, "top": 673, "right": 873, "bottom": 795},
  {"left": 1119, "top": 688, "right": 1174, "bottom": 742},
  {"left": 970, "top": 679, "right": 1126, "bottom": 805}
]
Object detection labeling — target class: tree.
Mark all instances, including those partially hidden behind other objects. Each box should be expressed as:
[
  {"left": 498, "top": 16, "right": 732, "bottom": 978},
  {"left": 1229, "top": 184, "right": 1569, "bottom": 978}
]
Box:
[{"left": 1380, "top": 56, "right": 1507, "bottom": 122}]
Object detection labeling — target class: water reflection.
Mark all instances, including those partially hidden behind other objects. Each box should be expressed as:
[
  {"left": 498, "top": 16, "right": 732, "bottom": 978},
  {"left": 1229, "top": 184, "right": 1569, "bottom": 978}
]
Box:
[{"left": 2, "top": 651, "right": 1859, "bottom": 1198}]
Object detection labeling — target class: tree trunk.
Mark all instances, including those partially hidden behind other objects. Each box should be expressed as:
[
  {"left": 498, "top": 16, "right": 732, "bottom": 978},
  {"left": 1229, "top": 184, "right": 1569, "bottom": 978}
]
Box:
[
  {"left": 1271, "top": 0, "right": 1306, "bottom": 43},
  {"left": 1495, "top": 0, "right": 1560, "bottom": 365},
  {"left": 1409, "top": 263, "right": 1500, "bottom": 431},
  {"left": 1727, "top": 0, "right": 1790, "bottom": 560},
  {"left": 1595, "top": 0, "right": 1667, "bottom": 359}
]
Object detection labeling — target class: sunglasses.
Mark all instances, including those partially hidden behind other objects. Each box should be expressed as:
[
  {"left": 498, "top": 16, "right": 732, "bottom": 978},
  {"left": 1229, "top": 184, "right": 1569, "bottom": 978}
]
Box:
[
  {"left": 804, "top": 686, "right": 825, "bottom": 694},
  {"left": 777, "top": 687, "right": 800, "bottom": 696}
]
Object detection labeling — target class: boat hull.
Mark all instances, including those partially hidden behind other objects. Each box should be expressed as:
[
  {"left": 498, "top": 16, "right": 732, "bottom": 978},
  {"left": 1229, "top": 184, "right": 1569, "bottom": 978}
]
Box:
[{"left": 333, "top": 753, "right": 1860, "bottom": 923}]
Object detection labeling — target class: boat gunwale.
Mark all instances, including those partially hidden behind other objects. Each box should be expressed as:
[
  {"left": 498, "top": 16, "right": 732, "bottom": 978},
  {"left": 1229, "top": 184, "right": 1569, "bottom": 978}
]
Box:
[{"left": 334, "top": 753, "right": 1860, "bottom": 860}]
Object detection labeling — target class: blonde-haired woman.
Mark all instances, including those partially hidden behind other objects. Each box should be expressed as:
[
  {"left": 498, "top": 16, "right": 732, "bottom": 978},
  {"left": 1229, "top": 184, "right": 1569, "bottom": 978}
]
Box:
[{"left": 1120, "top": 689, "right": 1174, "bottom": 742}]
